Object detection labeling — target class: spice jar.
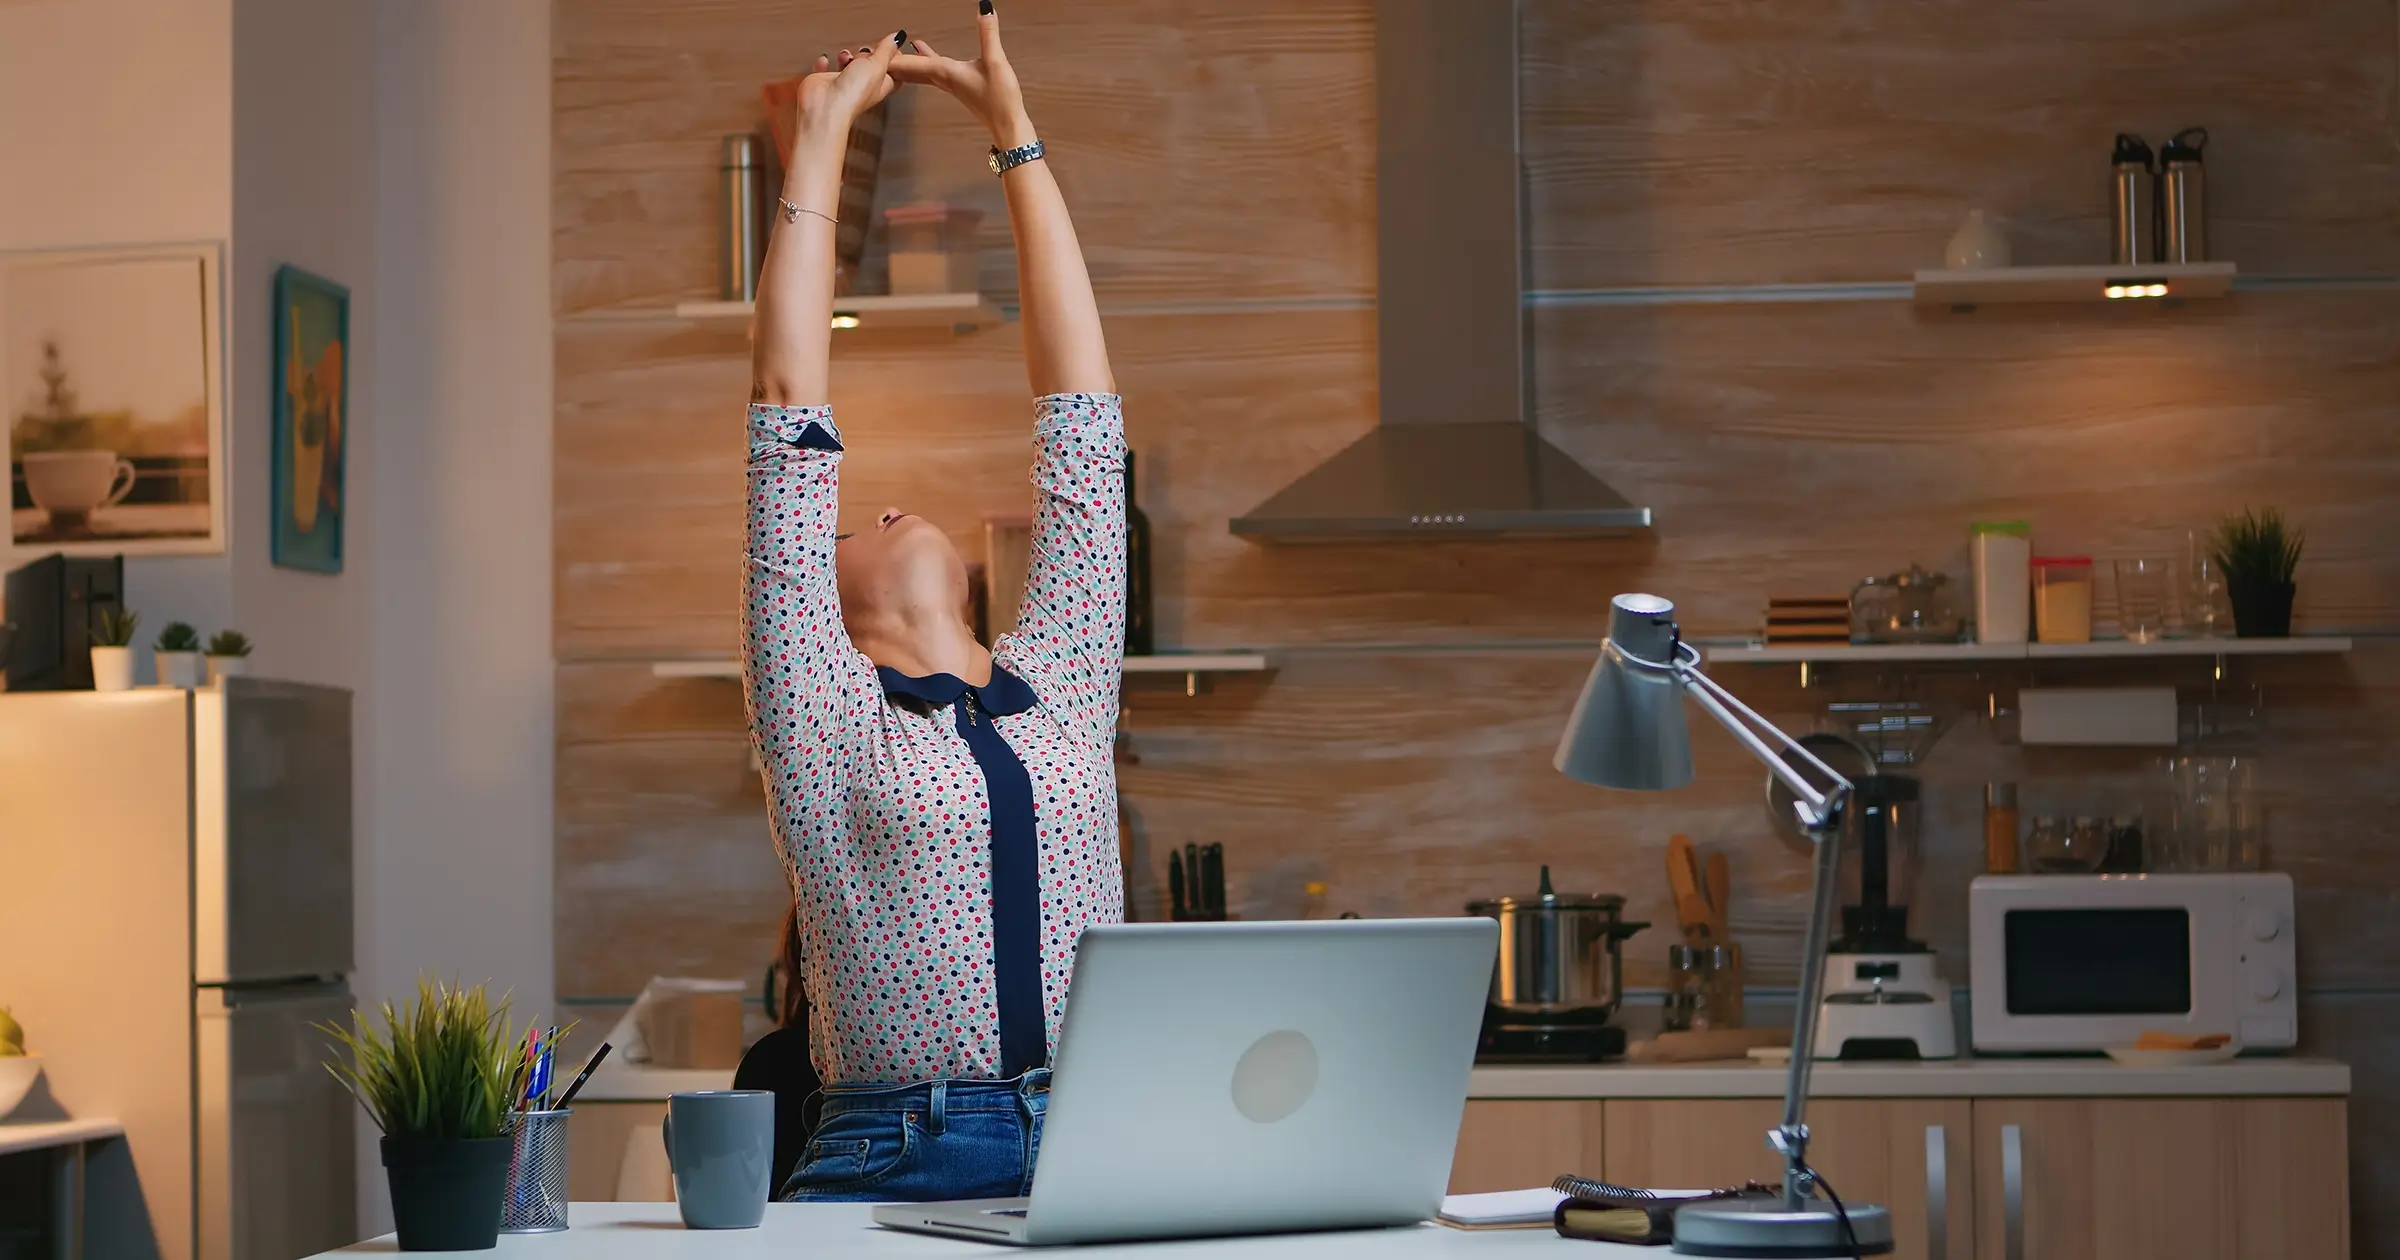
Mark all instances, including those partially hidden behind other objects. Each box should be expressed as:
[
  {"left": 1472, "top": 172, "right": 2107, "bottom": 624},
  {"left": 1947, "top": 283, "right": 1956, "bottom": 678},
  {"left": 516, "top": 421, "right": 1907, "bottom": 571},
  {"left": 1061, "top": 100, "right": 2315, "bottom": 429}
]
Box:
[
  {"left": 1664, "top": 943, "right": 1745, "bottom": 1031},
  {"left": 2034, "top": 556, "right": 2094, "bottom": 643}
]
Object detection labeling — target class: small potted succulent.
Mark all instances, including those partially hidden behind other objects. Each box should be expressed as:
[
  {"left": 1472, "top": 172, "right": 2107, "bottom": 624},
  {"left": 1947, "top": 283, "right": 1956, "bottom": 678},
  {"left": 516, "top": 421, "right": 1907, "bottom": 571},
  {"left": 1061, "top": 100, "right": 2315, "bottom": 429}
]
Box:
[
  {"left": 154, "top": 621, "right": 204, "bottom": 689},
  {"left": 2211, "top": 508, "right": 2305, "bottom": 638},
  {"left": 0, "top": 1006, "right": 40, "bottom": 1120},
  {"left": 205, "top": 629, "right": 253, "bottom": 685},
  {"left": 321, "top": 979, "right": 533, "bottom": 1251},
  {"left": 89, "top": 608, "right": 139, "bottom": 692}
]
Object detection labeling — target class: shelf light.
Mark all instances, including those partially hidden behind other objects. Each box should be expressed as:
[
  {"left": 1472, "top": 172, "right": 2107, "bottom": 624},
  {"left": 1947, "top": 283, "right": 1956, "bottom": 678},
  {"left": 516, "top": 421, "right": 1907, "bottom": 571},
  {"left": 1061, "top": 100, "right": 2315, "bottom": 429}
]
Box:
[
  {"left": 2103, "top": 280, "right": 2171, "bottom": 300},
  {"left": 830, "top": 313, "right": 863, "bottom": 329}
]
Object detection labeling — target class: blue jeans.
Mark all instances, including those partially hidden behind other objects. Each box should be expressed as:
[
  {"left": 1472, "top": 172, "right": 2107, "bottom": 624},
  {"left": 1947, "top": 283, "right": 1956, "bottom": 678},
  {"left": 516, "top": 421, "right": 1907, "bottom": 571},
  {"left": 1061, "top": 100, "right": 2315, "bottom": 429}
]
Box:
[{"left": 779, "top": 1069, "right": 1050, "bottom": 1203}]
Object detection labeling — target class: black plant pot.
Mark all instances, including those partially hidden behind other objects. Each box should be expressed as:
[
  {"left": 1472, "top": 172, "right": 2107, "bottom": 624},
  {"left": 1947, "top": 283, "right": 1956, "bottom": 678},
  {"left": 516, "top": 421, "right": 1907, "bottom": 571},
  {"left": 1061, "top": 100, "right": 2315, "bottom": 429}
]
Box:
[
  {"left": 2230, "top": 581, "right": 2296, "bottom": 638},
  {"left": 382, "top": 1135, "right": 511, "bottom": 1251}
]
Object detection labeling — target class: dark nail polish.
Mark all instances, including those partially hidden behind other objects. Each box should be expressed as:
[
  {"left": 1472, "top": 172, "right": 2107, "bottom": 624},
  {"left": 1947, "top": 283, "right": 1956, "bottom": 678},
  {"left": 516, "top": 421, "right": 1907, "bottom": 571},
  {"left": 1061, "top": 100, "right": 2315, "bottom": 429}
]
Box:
[
  {"left": 979, "top": 0, "right": 994, "bottom": 15},
  {"left": 894, "top": 29, "right": 907, "bottom": 46}
]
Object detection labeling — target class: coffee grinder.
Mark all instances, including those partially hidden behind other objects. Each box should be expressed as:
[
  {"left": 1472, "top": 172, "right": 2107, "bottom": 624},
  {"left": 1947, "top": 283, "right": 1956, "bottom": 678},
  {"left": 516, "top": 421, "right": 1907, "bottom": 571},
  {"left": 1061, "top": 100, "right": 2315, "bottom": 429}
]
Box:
[{"left": 1814, "top": 772, "right": 1958, "bottom": 1059}]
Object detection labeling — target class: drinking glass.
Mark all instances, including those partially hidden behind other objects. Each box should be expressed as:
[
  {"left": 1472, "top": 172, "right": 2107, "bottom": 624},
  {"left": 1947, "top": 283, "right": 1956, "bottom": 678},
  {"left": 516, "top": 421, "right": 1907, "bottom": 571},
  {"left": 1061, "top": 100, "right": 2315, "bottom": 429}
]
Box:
[
  {"left": 2185, "top": 531, "right": 2228, "bottom": 638},
  {"left": 2162, "top": 756, "right": 2259, "bottom": 871},
  {"left": 2114, "top": 557, "right": 2173, "bottom": 643}
]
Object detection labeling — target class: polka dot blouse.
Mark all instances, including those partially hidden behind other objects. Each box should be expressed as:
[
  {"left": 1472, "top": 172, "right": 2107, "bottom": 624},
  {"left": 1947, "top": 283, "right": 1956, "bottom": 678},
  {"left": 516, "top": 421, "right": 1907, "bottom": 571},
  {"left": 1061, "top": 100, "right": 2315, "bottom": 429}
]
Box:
[{"left": 741, "top": 393, "right": 1128, "bottom": 1085}]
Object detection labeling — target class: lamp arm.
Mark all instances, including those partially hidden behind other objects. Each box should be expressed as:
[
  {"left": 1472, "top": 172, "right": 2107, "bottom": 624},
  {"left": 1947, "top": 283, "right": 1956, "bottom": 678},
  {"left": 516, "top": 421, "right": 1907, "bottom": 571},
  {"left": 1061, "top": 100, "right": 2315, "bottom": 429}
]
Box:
[{"left": 1665, "top": 650, "right": 1853, "bottom": 824}]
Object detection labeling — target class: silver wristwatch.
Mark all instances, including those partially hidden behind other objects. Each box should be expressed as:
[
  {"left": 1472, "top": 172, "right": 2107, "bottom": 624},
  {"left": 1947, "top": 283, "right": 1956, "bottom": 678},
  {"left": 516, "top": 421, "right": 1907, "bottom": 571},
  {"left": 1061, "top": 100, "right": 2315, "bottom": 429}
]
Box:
[{"left": 988, "top": 139, "right": 1045, "bottom": 175}]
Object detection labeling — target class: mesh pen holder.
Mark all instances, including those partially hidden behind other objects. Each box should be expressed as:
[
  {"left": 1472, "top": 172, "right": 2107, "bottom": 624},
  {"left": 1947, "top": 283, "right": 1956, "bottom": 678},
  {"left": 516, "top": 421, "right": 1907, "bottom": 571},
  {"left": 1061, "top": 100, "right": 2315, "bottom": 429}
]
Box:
[{"left": 500, "top": 1109, "right": 571, "bottom": 1233}]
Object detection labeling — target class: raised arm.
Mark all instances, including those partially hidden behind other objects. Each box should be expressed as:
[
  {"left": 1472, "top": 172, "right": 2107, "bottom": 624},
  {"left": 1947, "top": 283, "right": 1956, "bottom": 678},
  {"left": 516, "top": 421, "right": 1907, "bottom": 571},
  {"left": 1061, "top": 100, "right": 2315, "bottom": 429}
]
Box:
[
  {"left": 893, "top": 7, "right": 1125, "bottom": 747},
  {"left": 752, "top": 35, "right": 903, "bottom": 407},
  {"left": 897, "top": 4, "right": 1115, "bottom": 396},
  {"left": 743, "top": 39, "right": 898, "bottom": 873}
]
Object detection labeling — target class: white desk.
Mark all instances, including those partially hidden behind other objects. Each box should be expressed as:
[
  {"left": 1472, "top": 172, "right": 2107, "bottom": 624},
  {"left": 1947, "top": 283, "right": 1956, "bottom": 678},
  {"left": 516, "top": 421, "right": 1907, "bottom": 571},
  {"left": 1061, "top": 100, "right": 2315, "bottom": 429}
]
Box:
[
  {"left": 0, "top": 1118, "right": 123, "bottom": 1260},
  {"left": 309, "top": 1203, "right": 1641, "bottom": 1257}
]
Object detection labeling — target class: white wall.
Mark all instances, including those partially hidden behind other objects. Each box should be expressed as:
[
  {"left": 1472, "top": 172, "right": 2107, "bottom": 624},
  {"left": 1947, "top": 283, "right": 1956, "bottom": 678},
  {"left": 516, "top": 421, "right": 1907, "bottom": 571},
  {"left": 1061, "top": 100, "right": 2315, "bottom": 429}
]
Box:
[
  {"left": 363, "top": 0, "right": 555, "bottom": 1233},
  {"left": 4, "top": 0, "right": 555, "bottom": 1240},
  {"left": 0, "top": 0, "right": 235, "bottom": 629},
  {"left": 229, "top": 0, "right": 375, "bottom": 689}
]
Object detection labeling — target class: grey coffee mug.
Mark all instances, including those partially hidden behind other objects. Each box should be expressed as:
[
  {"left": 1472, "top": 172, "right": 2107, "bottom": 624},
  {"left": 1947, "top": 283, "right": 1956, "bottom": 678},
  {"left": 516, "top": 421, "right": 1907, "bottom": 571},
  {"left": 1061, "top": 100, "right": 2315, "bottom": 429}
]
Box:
[{"left": 662, "top": 1090, "right": 774, "bottom": 1228}]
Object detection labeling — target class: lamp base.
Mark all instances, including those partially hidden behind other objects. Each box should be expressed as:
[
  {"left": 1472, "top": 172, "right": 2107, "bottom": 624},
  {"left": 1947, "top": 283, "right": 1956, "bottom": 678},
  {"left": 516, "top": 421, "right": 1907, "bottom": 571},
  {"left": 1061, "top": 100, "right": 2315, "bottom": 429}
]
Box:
[{"left": 1670, "top": 1196, "right": 1895, "bottom": 1257}]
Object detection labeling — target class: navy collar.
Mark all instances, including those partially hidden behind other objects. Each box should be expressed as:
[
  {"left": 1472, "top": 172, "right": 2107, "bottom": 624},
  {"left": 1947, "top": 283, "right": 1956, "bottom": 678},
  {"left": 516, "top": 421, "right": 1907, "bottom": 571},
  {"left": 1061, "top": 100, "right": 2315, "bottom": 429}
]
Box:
[{"left": 877, "top": 661, "right": 1037, "bottom": 718}]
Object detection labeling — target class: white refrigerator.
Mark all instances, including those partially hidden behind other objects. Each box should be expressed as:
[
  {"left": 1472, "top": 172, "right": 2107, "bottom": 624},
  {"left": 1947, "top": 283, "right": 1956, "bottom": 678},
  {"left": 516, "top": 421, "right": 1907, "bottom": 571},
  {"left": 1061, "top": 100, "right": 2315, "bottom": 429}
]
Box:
[{"left": 0, "top": 679, "right": 356, "bottom": 1260}]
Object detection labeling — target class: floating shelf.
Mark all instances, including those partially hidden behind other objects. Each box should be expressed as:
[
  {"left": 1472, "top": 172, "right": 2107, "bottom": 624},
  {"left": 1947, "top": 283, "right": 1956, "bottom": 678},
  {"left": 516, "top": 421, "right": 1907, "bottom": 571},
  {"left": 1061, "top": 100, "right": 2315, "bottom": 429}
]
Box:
[
  {"left": 1913, "top": 262, "right": 2237, "bottom": 308},
  {"left": 649, "top": 652, "right": 1271, "bottom": 691},
  {"left": 1705, "top": 637, "right": 2352, "bottom": 666},
  {"left": 672, "top": 292, "right": 1008, "bottom": 334}
]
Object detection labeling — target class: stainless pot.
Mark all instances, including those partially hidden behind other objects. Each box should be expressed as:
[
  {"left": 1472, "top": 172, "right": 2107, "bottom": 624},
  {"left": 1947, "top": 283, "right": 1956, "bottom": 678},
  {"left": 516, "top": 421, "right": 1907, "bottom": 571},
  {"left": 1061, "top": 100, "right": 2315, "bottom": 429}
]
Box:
[{"left": 1467, "top": 871, "right": 1649, "bottom": 1020}]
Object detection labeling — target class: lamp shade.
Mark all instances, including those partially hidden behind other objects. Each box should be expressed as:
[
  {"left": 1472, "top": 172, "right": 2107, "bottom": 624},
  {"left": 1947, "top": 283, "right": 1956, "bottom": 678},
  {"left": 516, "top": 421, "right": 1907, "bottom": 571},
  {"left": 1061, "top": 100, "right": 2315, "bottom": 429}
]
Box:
[{"left": 1553, "top": 594, "right": 1693, "bottom": 791}]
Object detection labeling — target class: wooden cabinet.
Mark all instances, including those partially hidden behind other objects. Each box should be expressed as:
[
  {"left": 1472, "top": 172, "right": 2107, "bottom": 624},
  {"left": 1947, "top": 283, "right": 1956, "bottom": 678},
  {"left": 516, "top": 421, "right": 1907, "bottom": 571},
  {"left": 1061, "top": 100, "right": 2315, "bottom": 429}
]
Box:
[
  {"left": 1603, "top": 1099, "right": 1973, "bottom": 1260},
  {"left": 1972, "top": 1098, "right": 2348, "bottom": 1260},
  {"left": 1451, "top": 1095, "right": 2344, "bottom": 1260},
  {"left": 1448, "top": 1100, "right": 1604, "bottom": 1194}
]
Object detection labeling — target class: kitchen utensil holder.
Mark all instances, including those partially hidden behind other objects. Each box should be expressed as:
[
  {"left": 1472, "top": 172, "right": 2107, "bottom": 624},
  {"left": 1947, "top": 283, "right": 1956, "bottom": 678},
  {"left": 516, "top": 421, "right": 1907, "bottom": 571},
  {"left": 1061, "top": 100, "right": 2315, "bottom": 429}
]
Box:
[{"left": 500, "top": 1109, "right": 570, "bottom": 1234}]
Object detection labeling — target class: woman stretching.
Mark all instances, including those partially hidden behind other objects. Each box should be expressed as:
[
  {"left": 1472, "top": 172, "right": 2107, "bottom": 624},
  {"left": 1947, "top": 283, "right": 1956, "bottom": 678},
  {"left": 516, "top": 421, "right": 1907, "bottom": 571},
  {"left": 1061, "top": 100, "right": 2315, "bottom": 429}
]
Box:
[{"left": 742, "top": 7, "right": 1125, "bottom": 1203}]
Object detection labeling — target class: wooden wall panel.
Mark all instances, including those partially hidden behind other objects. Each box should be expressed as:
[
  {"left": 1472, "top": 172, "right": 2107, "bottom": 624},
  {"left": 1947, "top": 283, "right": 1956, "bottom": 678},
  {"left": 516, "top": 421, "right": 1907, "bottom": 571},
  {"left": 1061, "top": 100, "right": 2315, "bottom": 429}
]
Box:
[
  {"left": 1526, "top": 293, "right": 2400, "bottom": 636},
  {"left": 555, "top": 0, "right": 1375, "bottom": 316},
  {"left": 558, "top": 643, "right": 2400, "bottom": 998},
  {"left": 1522, "top": 0, "right": 2400, "bottom": 288},
  {"left": 560, "top": 290, "right": 2400, "bottom": 660}
]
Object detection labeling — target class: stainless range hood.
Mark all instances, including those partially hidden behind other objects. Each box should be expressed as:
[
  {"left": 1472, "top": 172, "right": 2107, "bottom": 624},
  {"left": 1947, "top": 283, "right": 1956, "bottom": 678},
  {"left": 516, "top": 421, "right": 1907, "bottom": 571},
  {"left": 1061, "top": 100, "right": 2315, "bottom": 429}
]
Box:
[{"left": 1230, "top": 0, "right": 1653, "bottom": 542}]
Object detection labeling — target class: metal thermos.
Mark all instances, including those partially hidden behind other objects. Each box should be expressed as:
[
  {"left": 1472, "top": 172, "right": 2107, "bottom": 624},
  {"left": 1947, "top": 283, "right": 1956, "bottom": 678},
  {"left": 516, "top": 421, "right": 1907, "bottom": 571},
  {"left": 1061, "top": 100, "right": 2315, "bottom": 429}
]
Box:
[
  {"left": 2110, "top": 133, "right": 2158, "bottom": 265},
  {"left": 720, "top": 134, "right": 769, "bottom": 301},
  {"left": 2160, "top": 127, "right": 2209, "bottom": 262}
]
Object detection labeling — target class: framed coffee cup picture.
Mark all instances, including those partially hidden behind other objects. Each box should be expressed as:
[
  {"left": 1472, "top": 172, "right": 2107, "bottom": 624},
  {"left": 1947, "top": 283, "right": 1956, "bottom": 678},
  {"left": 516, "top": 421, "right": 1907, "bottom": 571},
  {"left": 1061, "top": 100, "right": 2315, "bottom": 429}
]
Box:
[
  {"left": 270, "top": 265, "right": 348, "bottom": 573},
  {"left": 2, "top": 244, "right": 225, "bottom": 555}
]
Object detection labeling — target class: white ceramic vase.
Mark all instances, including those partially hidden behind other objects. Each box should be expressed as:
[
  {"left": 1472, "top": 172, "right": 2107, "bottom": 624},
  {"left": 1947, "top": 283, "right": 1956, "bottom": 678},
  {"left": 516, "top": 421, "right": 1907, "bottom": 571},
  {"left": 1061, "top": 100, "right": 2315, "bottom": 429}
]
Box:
[
  {"left": 206, "top": 655, "right": 250, "bottom": 686},
  {"left": 158, "top": 650, "right": 204, "bottom": 689},
  {"left": 90, "top": 646, "right": 136, "bottom": 692},
  {"left": 1945, "top": 209, "right": 2012, "bottom": 270}
]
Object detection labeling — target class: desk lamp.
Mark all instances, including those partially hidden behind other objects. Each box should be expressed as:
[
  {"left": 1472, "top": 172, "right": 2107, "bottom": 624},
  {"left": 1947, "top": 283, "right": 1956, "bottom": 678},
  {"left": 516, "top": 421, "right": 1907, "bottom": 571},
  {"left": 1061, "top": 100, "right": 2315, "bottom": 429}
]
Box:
[{"left": 1554, "top": 594, "right": 1894, "bottom": 1258}]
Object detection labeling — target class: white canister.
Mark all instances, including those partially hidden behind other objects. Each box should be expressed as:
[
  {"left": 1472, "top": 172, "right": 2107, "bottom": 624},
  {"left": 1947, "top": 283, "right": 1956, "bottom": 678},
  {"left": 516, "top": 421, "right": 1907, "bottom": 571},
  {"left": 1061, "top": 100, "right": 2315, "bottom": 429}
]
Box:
[{"left": 1970, "top": 520, "right": 2032, "bottom": 644}]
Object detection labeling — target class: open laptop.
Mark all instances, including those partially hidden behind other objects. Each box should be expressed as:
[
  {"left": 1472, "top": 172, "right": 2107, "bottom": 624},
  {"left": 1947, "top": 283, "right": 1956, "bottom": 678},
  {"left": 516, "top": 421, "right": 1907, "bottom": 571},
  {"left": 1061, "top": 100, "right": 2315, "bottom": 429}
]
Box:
[{"left": 873, "top": 917, "right": 1498, "bottom": 1246}]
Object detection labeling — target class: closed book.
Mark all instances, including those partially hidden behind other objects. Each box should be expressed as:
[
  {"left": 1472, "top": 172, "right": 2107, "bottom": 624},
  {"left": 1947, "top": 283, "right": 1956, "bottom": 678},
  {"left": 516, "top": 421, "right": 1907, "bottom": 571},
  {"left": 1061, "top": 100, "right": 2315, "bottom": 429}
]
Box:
[{"left": 1549, "top": 1178, "right": 1778, "bottom": 1246}]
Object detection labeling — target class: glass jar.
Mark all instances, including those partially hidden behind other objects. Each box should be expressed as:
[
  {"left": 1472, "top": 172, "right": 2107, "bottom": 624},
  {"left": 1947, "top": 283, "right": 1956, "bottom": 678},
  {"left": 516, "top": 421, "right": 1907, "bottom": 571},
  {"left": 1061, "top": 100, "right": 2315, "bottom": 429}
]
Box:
[
  {"left": 1664, "top": 943, "right": 1746, "bottom": 1032},
  {"left": 1851, "top": 565, "right": 1966, "bottom": 644},
  {"left": 2034, "top": 557, "right": 2094, "bottom": 643},
  {"left": 2026, "top": 815, "right": 2111, "bottom": 874}
]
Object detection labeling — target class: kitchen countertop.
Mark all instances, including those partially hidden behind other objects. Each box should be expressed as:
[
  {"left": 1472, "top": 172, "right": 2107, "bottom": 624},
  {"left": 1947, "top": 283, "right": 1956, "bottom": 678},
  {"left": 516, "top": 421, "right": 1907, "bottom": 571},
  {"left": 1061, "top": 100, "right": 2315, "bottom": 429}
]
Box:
[
  {"left": 308, "top": 1202, "right": 1636, "bottom": 1258},
  {"left": 572, "top": 1056, "right": 2348, "bottom": 1104},
  {"left": 0, "top": 1117, "right": 124, "bottom": 1157}
]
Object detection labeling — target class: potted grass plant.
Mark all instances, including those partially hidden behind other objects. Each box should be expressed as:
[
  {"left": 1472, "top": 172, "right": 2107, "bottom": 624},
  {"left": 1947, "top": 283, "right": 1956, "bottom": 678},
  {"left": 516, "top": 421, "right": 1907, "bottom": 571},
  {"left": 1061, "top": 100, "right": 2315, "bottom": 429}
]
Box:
[
  {"left": 204, "top": 629, "right": 253, "bottom": 685},
  {"left": 2211, "top": 507, "right": 2304, "bottom": 637},
  {"left": 89, "top": 608, "right": 139, "bottom": 692},
  {"left": 154, "top": 621, "right": 203, "bottom": 689},
  {"left": 322, "top": 979, "right": 534, "bottom": 1251}
]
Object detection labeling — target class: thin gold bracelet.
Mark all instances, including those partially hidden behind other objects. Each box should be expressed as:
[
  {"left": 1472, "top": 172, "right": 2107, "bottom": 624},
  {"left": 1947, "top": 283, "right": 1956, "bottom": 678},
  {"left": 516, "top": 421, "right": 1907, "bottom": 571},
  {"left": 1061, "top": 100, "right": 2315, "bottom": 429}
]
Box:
[{"left": 778, "top": 198, "right": 837, "bottom": 227}]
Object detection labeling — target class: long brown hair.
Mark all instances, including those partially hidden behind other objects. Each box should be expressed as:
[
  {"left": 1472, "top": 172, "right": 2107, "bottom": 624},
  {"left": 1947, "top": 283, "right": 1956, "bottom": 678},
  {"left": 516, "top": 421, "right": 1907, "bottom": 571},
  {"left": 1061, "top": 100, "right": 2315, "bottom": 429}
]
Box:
[{"left": 773, "top": 901, "right": 809, "bottom": 1028}]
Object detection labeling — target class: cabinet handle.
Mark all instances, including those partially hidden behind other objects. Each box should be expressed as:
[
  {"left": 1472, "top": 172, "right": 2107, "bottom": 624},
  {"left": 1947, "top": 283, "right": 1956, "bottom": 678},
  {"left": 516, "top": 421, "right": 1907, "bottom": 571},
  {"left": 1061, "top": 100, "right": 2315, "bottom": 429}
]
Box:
[
  {"left": 2001, "top": 1123, "right": 2025, "bottom": 1260},
  {"left": 1924, "top": 1124, "right": 1947, "bottom": 1260}
]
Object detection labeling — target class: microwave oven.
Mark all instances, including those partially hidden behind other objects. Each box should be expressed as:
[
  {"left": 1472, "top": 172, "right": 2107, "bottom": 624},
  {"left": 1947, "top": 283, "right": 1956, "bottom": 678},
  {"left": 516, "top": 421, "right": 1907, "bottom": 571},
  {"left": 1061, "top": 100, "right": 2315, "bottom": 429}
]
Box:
[{"left": 1968, "top": 873, "right": 2295, "bottom": 1054}]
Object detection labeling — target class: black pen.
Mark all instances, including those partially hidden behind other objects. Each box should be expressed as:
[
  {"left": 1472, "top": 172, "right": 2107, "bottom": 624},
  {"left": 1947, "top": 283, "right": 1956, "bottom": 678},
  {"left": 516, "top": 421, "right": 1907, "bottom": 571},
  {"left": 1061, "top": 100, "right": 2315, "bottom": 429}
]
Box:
[
  {"left": 1167, "top": 850, "right": 1187, "bottom": 921},
  {"left": 552, "top": 1041, "right": 613, "bottom": 1109}
]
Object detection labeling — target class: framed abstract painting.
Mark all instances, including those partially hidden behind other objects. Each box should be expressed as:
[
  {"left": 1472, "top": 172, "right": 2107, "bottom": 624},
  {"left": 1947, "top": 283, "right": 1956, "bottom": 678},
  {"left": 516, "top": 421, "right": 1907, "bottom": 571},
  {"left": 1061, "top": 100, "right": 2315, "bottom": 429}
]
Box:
[{"left": 271, "top": 265, "right": 347, "bottom": 573}]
